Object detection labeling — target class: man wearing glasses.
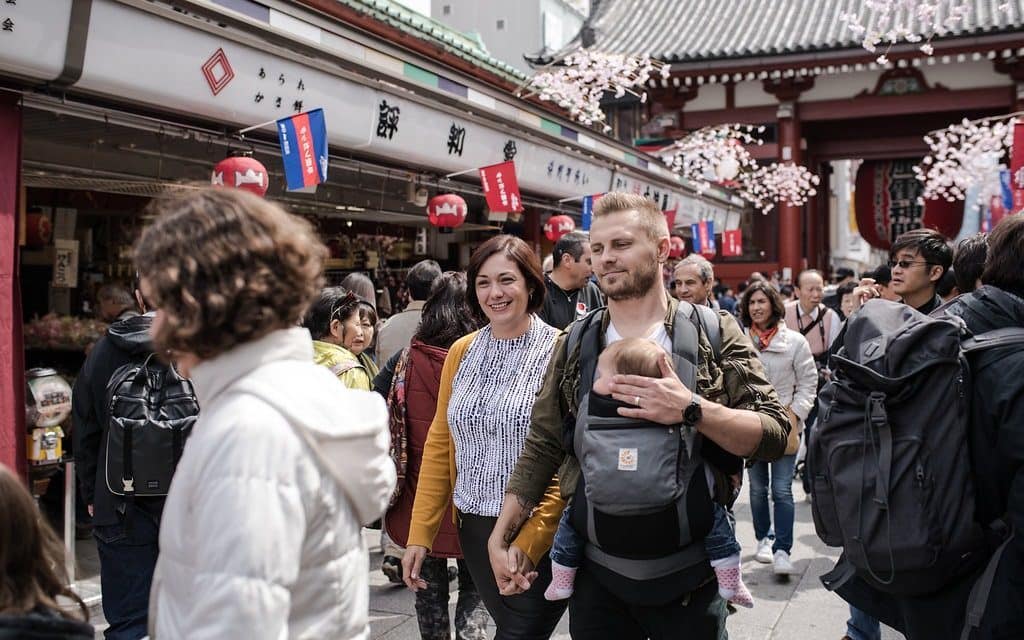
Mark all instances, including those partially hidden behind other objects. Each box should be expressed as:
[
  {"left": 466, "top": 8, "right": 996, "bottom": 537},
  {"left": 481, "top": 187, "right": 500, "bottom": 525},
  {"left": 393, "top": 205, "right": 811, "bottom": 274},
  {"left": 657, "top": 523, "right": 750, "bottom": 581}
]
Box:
[{"left": 887, "top": 228, "right": 952, "bottom": 315}]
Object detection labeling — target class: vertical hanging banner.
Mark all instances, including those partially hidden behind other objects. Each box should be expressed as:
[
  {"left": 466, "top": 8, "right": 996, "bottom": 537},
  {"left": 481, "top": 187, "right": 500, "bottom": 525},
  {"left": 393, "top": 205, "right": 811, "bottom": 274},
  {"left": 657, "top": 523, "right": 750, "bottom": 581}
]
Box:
[
  {"left": 277, "top": 108, "right": 328, "bottom": 192},
  {"left": 581, "top": 194, "right": 603, "bottom": 231},
  {"left": 479, "top": 161, "right": 524, "bottom": 213},
  {"left": 721, "top": 228, "right": 743, "bottom": 257},
  {"left": 691, "top": 220, "right": 716, "bottom": 257},
  {"left": 663, "top": 205, "right": 678, "bottom": 231},
  {"left": 1011, "top": 121, "right": 1024, "bottom": 212}
]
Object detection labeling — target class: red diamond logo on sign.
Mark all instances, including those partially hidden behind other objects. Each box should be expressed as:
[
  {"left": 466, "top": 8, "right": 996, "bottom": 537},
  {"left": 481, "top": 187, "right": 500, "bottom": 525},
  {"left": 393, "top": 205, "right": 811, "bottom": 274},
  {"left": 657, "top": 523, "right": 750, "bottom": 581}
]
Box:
[{"left": 201, "top": 48, "right": 234, "bottom": 96}]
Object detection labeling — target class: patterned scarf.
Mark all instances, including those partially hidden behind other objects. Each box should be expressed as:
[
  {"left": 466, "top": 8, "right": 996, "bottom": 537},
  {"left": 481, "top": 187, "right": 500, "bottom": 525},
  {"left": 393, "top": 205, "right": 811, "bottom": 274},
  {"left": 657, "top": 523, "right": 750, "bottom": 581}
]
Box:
[{"left": 750, "top": 324, "right": 779, "bottom": 352}]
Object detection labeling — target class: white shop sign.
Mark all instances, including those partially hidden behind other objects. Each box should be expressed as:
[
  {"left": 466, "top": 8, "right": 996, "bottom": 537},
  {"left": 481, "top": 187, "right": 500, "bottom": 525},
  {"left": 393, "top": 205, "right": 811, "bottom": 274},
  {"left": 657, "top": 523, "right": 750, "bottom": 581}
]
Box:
[
  {"left": 0, "top": 0, "right": 73, "bottom": 82},
  {"left": 52, "top": 239, "right": 79, "bottom": 288}
]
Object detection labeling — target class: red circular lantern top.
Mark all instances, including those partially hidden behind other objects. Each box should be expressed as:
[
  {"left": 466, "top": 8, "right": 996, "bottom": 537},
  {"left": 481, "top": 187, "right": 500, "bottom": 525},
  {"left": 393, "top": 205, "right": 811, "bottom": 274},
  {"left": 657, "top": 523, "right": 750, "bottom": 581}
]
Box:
[
  {"left": 427, "top": 194, "right": 468, "bottom": 229},
  {"left": 212, "top": 154, "right": 269, "bottom": 197},
  {"left": 668, "top": 236, "right": 686, "bottom": 259},
  {"left": 544, "top": 215, "right": 576, "bottom": 242}
]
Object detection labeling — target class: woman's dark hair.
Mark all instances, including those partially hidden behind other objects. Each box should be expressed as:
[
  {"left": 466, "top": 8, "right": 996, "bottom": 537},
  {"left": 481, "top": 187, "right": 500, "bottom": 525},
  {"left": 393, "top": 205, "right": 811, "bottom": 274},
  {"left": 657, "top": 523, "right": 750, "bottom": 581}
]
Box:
[
  {"left": 0, "top": 464, "right": 87, "bottom": 620},
  {"left": 982, "top": 214, "right": 1024, "bottom": 297},
  {"left": 465, "top": 235, "right": 545, "bottom": 321},
  {"left": 358, "top": 301, "right": 378, "bottom": 349},
  {"left": 414, "top": 272, "right": 481, "bottom": 349},
  {"left": 134, "top": 188, "right": 326, "bottom": 359},
  {"left": 739, "top": 280, "right": 786, "bottom": 328},
  {"left": 303, "top": 287, "right": 360, "bottom": 341}
]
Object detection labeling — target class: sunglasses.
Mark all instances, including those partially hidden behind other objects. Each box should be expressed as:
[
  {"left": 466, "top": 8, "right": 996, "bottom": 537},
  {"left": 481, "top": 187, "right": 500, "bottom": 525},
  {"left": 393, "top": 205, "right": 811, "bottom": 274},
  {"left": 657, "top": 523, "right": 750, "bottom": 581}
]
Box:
[{"left": 888, "top": 259, "right": 933, "bottom": 270}]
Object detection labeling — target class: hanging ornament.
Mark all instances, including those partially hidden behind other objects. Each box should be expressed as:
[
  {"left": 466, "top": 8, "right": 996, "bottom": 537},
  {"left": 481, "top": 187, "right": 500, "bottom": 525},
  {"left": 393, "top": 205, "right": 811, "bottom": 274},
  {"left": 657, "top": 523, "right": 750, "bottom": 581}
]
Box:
[
  {"left": 426, "top": 194, "right": 468, "bottom": 233},
  {"left": 544, "top": 215, "right": 576, "bottom": 242},
  {"left": 211, "top": 151, "right": 269, "bottom": 197}
]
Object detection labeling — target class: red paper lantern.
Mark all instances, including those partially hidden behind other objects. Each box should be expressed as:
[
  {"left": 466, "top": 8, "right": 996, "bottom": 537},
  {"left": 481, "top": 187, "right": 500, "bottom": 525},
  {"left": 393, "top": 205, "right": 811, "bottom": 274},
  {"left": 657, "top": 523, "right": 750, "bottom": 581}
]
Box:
[
  {"left": 668, "top": 236, "right": 685, "bottom": 259},
  {"left": 543, "top": 215, "right": 576, "bottom": 242},
  {"left": 427, "top": 194, "right": 468, "bottom": 233},
  {"left": 855, "top": 159, "right": 964, "bottom": 250},
  {"left": 211, "top": 153, "right": 269, "bottom": 197}
]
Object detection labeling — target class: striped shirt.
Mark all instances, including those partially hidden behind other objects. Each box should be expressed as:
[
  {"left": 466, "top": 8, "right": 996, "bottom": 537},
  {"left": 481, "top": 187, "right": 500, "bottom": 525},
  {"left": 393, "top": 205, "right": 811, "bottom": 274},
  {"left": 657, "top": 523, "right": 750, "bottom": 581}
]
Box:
[{"left": 447, "top": 316, "right": 558, "bottom": 517}]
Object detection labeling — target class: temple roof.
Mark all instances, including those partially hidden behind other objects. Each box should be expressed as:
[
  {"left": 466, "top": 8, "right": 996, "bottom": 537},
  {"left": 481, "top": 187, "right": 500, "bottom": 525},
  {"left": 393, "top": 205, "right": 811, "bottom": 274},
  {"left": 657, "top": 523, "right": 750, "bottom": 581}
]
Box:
[{"left": 538, "top": 0, "right": 1024, "bottom": 65}]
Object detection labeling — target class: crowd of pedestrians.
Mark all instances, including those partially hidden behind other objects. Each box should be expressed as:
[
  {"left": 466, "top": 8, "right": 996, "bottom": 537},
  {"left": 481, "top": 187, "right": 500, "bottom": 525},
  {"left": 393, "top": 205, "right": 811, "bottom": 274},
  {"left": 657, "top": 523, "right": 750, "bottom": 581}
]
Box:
[{"left": 2, "top": 186, "right": 1023, "bottom": 640}]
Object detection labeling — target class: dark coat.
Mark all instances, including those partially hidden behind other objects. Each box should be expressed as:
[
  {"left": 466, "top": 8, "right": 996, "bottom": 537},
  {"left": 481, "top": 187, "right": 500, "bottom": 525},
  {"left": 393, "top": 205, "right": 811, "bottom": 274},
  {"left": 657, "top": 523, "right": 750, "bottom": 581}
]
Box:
[
  {"left": 941, "top": 285, "right": 1024, "bottom": 638},
  {"left": 838, "top": 286, "right": 1024, "bottom": 639},
  {"left": 384, "top": 341, "right": 463, "bottom": 558},
  {"left": 72, "top": 313, "right": 163, "bottom": 526},
  {"left": 0, "top": 609, "right": 93, "bottom": 640}
]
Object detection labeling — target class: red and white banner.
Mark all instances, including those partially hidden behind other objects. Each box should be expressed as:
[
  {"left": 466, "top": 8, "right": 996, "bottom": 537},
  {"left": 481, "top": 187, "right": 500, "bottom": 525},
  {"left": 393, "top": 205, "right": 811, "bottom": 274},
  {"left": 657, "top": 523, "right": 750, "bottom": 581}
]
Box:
[
  {"left": 479, "top": 161, "right": 524, "bottom": 213},
  {"left": 721, "top": 229, "right": 743, "bottom": 257},
  {"left": 1011, "top": 121, "right": 1024, "bottom": 201},
  {"left": 663, "top": 206, "right": 677, "bottom": 230}
]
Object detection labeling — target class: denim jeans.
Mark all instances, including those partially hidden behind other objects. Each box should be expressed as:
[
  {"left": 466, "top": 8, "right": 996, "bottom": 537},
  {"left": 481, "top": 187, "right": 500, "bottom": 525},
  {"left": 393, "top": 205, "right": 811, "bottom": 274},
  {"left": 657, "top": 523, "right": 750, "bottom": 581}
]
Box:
[
  {"left": 549, "top": 499, "right": 584, "bottom": 567},
  {"left": 747, "top": 454, "right": 796, "bottom": 554},
  {"left": 846, "top": 604, "right": 882, "bottom": 640},
  {"left": 93, "top": 504, "right": 160, "bottom": 640},
  {"left": 704, "top": 503, "right": 741, "bottom": 561}
]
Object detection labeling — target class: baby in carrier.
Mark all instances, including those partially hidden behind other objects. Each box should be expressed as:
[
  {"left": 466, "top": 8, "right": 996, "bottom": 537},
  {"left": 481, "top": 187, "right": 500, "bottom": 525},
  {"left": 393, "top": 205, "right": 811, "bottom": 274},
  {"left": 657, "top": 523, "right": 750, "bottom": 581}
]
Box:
[{"left": 544, "top": 337, "right": 754, "bottom": 608}]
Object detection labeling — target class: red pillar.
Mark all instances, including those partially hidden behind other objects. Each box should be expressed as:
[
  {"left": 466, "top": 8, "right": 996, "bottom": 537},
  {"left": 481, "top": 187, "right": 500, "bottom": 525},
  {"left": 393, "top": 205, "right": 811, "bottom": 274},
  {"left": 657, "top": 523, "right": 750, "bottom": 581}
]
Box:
[
  {"left": 0, "top": 94, "right": 25, "bottom": 477},
  {"left": 777, "top": 102, "right": 803, "bottom": 278}
]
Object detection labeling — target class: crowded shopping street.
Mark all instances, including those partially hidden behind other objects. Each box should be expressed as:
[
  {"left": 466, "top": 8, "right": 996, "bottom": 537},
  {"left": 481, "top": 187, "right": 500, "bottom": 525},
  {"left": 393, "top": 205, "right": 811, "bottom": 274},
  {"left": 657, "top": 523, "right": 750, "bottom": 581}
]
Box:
[{"left": 2, "top": 1, "right": 1024, "bottom": 640}]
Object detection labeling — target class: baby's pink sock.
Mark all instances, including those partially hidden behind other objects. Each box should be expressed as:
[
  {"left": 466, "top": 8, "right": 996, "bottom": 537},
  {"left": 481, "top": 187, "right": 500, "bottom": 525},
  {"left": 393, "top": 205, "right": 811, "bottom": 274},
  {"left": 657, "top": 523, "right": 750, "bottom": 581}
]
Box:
[
  {"left": 543, "top": 561, "right": 577, "bottom": 601},
  {"left": 712, "top": 557, "right": 754, "bottom": 608}
]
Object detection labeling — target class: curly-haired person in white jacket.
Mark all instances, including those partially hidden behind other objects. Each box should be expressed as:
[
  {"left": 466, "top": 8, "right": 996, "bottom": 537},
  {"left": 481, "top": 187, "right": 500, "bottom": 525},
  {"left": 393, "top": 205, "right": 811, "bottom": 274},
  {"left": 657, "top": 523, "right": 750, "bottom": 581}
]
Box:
[{"left": 133, "top": 188, "right": 396, "bottom": 640}]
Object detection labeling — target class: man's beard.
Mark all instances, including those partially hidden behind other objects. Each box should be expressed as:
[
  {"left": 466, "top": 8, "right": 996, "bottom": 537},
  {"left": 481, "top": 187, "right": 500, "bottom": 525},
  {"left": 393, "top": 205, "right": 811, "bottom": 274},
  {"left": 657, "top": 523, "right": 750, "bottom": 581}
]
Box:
[{"left": 603, "top": 260, "right": 660, "bottom": 301}]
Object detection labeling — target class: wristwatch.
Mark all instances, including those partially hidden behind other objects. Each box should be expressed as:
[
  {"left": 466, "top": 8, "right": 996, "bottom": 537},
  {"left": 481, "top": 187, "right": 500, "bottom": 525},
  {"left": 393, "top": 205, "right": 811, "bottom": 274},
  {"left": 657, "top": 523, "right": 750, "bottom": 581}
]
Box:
[{"left": 682, "top": 394, "right": 703, "bottom": 427}]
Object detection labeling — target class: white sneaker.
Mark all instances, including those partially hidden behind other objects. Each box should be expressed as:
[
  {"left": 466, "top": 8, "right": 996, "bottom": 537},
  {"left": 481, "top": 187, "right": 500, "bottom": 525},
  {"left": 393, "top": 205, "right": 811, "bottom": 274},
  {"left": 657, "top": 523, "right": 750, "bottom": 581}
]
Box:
[
  {"left": 773, "top": 550, "right": 796, "bottom": 575},
  {"left": 755, "top": 538, "right": 773, "bottom": 564}
]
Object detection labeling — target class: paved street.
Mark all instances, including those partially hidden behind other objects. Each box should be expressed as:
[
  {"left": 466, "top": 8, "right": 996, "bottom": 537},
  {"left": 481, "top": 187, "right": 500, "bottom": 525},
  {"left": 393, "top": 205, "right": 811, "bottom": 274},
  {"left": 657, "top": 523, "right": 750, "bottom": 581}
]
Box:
[{"left": 365, "top": 481, "right": 903, "bottom": 640}]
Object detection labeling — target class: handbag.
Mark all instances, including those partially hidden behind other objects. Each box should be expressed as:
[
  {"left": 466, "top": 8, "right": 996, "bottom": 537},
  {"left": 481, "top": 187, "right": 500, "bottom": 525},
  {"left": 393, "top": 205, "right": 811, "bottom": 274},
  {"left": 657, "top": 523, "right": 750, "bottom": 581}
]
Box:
[{"left": 784, "top": 407, "right": 801, "bottom": 456}]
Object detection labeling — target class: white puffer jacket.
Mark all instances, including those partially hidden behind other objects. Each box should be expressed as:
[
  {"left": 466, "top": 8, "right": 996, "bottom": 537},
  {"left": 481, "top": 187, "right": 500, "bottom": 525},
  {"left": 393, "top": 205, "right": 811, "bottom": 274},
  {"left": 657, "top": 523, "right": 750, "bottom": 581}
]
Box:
[
  {"left": 746, "top": 324, "right": 819, "bottom": 424},
  {"left": 148, "top": 328, "right": 395, "bottom": 640}
]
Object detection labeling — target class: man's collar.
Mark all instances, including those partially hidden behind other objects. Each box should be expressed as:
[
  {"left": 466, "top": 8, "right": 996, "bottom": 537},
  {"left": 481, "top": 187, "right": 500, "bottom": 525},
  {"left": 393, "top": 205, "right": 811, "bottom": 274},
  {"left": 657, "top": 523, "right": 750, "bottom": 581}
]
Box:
[{"left": 547, "top": 271, "right": 577, "bottom": 294}]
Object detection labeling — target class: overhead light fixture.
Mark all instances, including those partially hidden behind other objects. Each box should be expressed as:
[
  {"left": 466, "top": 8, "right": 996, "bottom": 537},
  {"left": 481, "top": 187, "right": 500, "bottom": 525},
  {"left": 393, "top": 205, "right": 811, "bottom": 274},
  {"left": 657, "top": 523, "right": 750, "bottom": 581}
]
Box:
[{"left": 346, "top": 220, "right": 353, "bottom": 227}]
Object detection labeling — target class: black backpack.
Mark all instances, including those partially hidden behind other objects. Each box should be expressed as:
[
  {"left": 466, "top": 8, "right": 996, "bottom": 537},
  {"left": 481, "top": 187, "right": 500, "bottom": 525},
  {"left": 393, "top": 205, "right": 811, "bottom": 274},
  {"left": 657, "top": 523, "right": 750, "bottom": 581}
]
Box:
[
  {"left": 563, "top": 302, "right": 724, "bottom": 602},
  {"left": 811, "top": 299, "right": 1024, "bottom": 596},
  {"left": 104, "top": 353, "right": 199, "bottom": 497}
]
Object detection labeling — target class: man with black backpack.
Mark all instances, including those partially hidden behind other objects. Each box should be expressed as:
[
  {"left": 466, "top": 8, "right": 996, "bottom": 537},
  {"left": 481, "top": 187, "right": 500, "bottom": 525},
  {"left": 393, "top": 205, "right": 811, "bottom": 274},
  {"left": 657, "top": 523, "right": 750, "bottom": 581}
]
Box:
[
  {"left": 74, "top": 284, "right": 198, "bottom": 640},
  {"left": 488, "top": 192, "right": 789, "bottom": 639},
  {"left": 813, "top": 217, "right": 1024, "bottom": 639}
]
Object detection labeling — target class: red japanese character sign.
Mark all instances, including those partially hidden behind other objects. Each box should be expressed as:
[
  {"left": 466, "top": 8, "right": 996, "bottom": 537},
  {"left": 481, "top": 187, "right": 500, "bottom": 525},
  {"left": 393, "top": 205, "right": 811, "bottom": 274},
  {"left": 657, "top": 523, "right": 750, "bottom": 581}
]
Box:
[{"left": 479, "top": 161, "right": 524, "bottom": 214}]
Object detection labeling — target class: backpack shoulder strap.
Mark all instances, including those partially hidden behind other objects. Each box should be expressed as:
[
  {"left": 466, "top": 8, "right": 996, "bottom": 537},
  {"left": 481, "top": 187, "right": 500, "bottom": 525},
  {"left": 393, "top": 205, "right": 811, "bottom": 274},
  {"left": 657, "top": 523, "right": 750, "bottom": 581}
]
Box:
[
  {"left": 568, "top": 308, "right": 606, "bottom": 403},
  {"left": 961, "top": 327, "right": 1024, "bottom": 353},
  {"left": 672, "top": 302, "right": 701, "bottom": 391},
  {"left": 692, "top": 304, "right": 722, "bottom": 363}
]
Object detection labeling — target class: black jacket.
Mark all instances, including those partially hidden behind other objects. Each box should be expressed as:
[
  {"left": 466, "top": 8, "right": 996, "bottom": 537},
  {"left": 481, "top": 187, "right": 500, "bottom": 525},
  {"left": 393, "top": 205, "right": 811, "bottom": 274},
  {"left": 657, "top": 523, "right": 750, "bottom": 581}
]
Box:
[
  {"left": 72, "top": 313, "right": 163, "bottom": 526},
  {"left": 940, "top": 285, "right": 1024, "bottom": 638},
  {"left": 0, "top": 609, "right": 93, "bottom": 640},
  {"left": 539, "top": 276, "right": 604, "bottom": 330}
]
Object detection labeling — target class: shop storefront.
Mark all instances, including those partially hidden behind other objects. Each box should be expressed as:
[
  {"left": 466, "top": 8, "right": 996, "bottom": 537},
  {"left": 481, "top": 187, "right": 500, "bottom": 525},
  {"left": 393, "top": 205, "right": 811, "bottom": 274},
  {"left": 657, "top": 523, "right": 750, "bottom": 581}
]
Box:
[{"left": 0, "top": 0, "right": 737, "bottom": 533}]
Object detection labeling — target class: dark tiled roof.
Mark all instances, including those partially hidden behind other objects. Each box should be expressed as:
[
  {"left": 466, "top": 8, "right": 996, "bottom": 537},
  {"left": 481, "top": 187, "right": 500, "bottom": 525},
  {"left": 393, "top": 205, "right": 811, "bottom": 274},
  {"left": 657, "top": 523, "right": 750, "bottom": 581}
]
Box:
[{"left": 551, "top": 0, "right": 1024, "bottom": 63}]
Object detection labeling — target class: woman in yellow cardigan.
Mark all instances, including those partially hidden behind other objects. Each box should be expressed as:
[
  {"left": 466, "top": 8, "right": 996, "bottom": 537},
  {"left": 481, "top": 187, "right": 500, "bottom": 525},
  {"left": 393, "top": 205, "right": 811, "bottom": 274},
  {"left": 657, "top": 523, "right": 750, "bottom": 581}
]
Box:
[{"left": 403, "top": 236, "right": 567, "bottom": 639}]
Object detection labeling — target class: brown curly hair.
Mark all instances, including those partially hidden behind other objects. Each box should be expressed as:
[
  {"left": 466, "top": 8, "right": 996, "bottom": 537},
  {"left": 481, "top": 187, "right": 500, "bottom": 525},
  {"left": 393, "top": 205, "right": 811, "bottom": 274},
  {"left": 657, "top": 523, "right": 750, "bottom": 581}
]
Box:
[{"left": 134, "top": 188, "right": 326, "bottom": 360}]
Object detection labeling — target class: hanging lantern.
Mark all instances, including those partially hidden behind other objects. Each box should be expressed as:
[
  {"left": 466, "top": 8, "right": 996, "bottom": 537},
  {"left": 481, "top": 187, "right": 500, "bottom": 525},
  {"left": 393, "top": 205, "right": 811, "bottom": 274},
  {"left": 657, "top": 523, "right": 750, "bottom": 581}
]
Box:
[
  {"left": 855, "top": 159, "right": 965, "bottom": 250},
  {"left": 668, "top": 236, "right": 686, "bottom": 259},
  {"left": 544, "top": 215, "right": 576, "bottom": 242},
  {"left": 427, "top": 194, "right": 468, "bottom": 233},
  {"left": 212, "top": 151, "right": 269, "bottom": 197}
]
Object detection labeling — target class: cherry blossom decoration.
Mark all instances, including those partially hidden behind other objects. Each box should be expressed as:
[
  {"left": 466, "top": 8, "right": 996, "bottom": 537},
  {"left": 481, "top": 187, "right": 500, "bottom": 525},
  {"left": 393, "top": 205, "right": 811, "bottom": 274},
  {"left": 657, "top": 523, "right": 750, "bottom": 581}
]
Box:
[
  {"left": 659, "top": 124, "right": 820, "bottom": 214},
  {"left": 914, "top": 115, "right": 1016, "bottom": 203},
  {"left": 839, "top": 1, "right": 976, "bottom": 65},
  {"left": 520, "top": 50, "right": 671, "bottom": 132}
]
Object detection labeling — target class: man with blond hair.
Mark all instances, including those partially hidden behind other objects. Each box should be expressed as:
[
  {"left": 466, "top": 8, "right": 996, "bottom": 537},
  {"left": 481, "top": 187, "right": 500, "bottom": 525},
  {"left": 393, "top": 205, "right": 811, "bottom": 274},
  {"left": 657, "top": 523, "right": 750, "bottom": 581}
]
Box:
[{"left": 487, "top": 192, "right": 788, "bottom": 638}]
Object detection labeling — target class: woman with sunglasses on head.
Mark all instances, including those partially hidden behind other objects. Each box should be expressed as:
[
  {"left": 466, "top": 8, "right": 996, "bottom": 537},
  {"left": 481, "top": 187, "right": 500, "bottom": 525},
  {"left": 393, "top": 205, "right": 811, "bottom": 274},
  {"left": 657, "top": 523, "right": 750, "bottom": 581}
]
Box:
[
  {"left": 402, "top": 236, "right": 568, "bottom": 639},
  {"left": 304, "top": 287, "right": 374, "bottom": 390}
]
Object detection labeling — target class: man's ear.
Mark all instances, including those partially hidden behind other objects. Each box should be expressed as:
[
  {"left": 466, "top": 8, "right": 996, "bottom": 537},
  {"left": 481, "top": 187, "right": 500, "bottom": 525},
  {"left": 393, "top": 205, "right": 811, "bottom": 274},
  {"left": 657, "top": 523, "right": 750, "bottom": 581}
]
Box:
[
  {"left": 929, "top": 265, "right": 944, "bottom": 284},
  {"left": 656, "top": 236, "right": 670, "bottom": 263},
  {"left": 134, "top": 289, "right": 146, "bottom": 313}
]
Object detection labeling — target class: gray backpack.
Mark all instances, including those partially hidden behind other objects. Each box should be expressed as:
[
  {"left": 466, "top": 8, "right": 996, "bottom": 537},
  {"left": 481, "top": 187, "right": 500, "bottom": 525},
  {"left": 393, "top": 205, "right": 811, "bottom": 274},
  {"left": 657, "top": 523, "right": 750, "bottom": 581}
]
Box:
[
  {"left": 563, "top": 301, "right": 722, "bottom": 598},
  {"left": 812, "top": 299, "right": 1024, "bottom": 599}
]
